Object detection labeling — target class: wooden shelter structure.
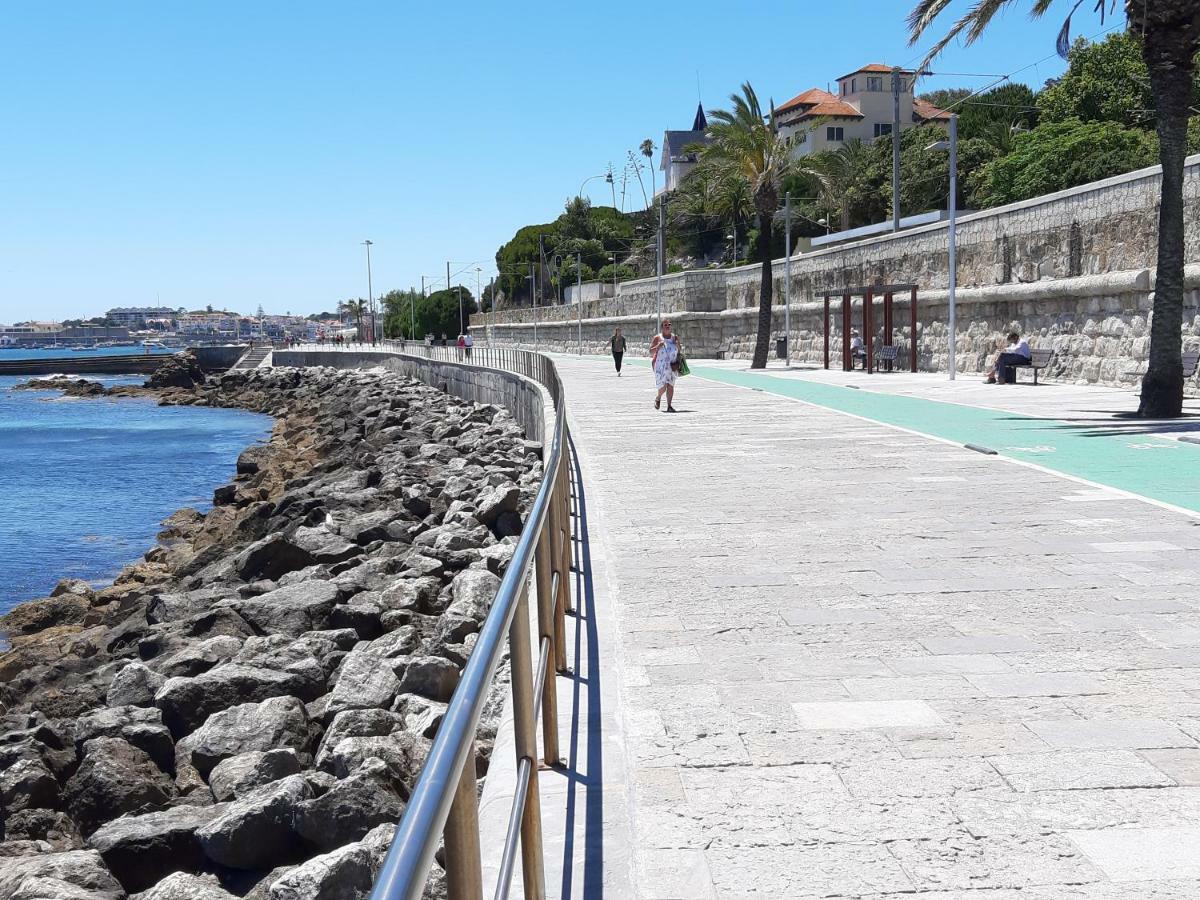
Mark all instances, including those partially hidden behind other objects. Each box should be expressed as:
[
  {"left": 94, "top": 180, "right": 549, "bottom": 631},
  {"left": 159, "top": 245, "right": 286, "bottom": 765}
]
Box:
[{"left": 822, "top": 283, "right": 919, "bottom": 373}]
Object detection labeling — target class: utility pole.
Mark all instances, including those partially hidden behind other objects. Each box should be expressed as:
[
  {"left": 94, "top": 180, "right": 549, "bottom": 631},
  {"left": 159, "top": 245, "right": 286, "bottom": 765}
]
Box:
[
  {"left": 530, "top": 261, "right": 538, "bottom": 346},
  {"left": 784, "top": 192, "right": 792, "bottom": 367},
  {"left": 363, "top": 240, "right": 374, "bottom": 344},
  {"left": 656, "top": 198, "right": 665, "bottom": 330},
  {"left": 474, "top": 267, "right": 481, "bottom": 338},
  {"left": 409, "top": 288, "right": 415, "bottom": 341},
  {"left": 891, "top": 67, "right": 902, "bottom": 233},
  {"left": 488, "top": 276, "right": 494, "bottom": 345},
  {"left": 576, "top": 252, "right": 583, "bottom": 356},
  {"left": 456, "top": 286, "right": 463, "bottom": 335}
]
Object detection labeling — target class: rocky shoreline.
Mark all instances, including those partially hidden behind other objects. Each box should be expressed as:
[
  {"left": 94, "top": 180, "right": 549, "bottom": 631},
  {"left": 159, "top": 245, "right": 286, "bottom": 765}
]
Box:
[{"left": 1, "top": 357, "right": 540, "bottom": 899}]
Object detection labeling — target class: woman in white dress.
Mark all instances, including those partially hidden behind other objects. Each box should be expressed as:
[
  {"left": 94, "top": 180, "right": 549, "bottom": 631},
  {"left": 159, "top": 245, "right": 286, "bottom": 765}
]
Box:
[{"left": 650, "top": 320, "right": 681, "bottom": 412}]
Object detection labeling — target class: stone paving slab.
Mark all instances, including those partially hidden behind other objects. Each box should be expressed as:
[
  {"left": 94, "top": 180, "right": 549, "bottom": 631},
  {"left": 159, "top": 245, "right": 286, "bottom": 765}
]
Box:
[{"left": 553, "top": 354, "right": 1200, "bottom": 898}]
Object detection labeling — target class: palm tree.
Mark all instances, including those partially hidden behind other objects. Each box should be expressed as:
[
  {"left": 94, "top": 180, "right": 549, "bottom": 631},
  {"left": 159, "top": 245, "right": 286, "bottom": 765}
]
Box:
[
  {"left": 698, "top": 83, "right": 798, "bottom": 368},
  {"left": 909, "top": 1, "right": 1200, "bottom": 417},
  {"left": 344, "top": 299, "right": 366, "bottom": 341},
  {"left": 641, "top": 139, "right": 657, "bottom": 200},
  {"left": 808, "top": 139, "right": 873, "bottom": 231}
]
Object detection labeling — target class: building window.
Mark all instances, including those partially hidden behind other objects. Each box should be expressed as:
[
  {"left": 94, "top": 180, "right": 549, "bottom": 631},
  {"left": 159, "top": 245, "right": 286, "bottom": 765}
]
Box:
[
  {"left": 851, "top": 78, "right": 857, "bottom": 93},
  {"left": 826, "top": 126, "right": 844, "bottom": 141},
  {"left": 874, "top": 123, "right": 893, "bottom": 138},
  {"left": 867, "top": 76, "right": 883, "bottom": 92}
]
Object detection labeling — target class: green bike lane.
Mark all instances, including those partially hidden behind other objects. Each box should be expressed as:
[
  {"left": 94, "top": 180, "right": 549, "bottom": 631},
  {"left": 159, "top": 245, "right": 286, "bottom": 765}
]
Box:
[{"left": 627, "top": 358, "right": 1200, "bottom": 516}]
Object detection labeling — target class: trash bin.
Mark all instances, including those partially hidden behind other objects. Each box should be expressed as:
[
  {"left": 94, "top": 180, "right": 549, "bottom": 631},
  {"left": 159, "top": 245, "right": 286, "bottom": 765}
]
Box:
[{"left": 775, "top": 336, "right": 787, "bottom": 359}]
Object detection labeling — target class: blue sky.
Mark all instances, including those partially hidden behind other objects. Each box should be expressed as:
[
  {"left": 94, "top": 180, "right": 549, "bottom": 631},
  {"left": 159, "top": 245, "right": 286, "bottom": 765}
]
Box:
[{"left": 0, "top": 1, "right": 1119, "bottom": 321}]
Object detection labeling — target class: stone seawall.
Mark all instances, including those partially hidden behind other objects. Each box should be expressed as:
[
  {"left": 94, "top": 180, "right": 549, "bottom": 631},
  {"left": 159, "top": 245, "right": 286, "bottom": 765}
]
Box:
[{"left": 475, "top": 154, "right": 1200, "bottom": 390}]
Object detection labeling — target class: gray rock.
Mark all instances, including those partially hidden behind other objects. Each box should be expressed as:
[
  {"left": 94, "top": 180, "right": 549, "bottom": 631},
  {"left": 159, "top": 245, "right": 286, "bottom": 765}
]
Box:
[
  {"left": 294, "top": 758, "right": 404, "bottom": 851},
  {"left": 177, "top": 695, "right": 310, "bottom": 778},
  {"left": 397, "top": 655, "right": 460, "bottom": 703},
  {"left": 323, "top": 647, "right": 400, "bottom": 722},
  {"left": 3, "top": 808, "right": 83, "bottom": 850},
  {"left": 131, "top": 872, "right": 236, "bottom": 900},
  {"left": 412, "top": 524, "right": 490, "bottom": 566},
  {"left": 75, "top": 705, "right": 163, "bottom": 746},
  {"left": 233, "top": 533, "right": 318, "bottom": 582},
  {"left": 217, "top": 582, "right": 340, "bottom": 639},
  {"left": 106, "top": 663, "right": 167, "bottom": 708},
  {"left": 196, "top": 773, "right": 313, "bottom": 870},
  {"left": 439, "top": 569, "right": 499, "bottom": 644},
  {"left": 155, "top": 664, "right": 314, "bottom": 737},
  {"left": 207, "top": 749, "right": 302, "bottom": 802},
  {"left": 266, "top": 822, "right": 395, "bottom": 900},
  {"left": 0, "top": 756, "right": 60, "bottom": 813},
  {"left": 153, "top": 635, "right": 243, "bottom": 678},
  {"left": 289, "top": 526, "right": 361, "bottom": 565},
  {"left": 326, "top": 733, "right": 428, "bottom": 786},
  {"left": 378, "top": 576, "right": 441, "bottom": 613},
  {"left": 313, "top": 709, "right": 405, "bottom": 772},
  {"left": 474, "top": 483, "right": 520, "bottom": 527},
  {"left": 0, "top": 850, "right": 124, "bottom": 900},
  {"left": 64, "top": 737, "right": 176, "bottom": 835},
  {"left": 393, "top": 695, "right": 446, "bottom": 740},
  {"left": 89, "top": 803, "right": 225, "bottom": 893}
]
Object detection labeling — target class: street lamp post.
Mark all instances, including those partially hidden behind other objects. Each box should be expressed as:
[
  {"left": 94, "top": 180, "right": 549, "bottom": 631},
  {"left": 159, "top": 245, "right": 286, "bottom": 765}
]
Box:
[
  {"left": 456, "top": 287, "right": 464, "bottom": 335},
  {"left": 784, "top": 192, "right": 792, "bottom": 367},
  {"left": 474, "top": 267, "right": 481, "bottom": 341},
  {"left": 362, "top": 240, "right": 374, "bottom": 344},
  {"left": 576, "top": 252, "right": 582, "bottom": 356},
  {"left": 927, "top": 113, "right": 959, "bottom": 380}
]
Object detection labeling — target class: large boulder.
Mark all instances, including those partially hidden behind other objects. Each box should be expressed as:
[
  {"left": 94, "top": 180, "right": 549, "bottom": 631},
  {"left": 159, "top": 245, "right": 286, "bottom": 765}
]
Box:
[
  {"left": 155, "top": 665, "right": 314, "bottom": 737},
  {"left": 0, "top": 756, "right": 60, "bottom": 813},
  {"left": 473, "top": 482, "right": 520, "bottom": 528},
  {"left": 322, "top": 647, "right": 400, "bottom": 722},
  {"left": 397, "top": 656, "right": 460, "bottom": 703},
  {"left": 64, "top": 737, "right": 176, "bottom": 835},
  {"left": 289, "top": 526, "right": 361, "bottom": 565},
  {"left": 0, "top": 849, "right": 125, "bottom": 900},
  {"left": 106, "top": 663, "right": 167, "bottom": 709},
  {"left": 176, "top": 695, "right": 310, "bottom": 778},
  {"left": 207, "top": 749, "right": 302, "bottom": 802},
  {"left": 88, "top": 803, "right": 226, "bottom": 893},
  {"left": 195, "top": 774, "right": 313, "bottom": 870},
  {"left": 3, "top": 808, "right": 84, "bottom": 850},
  {"left": 216, "top": 582, "right": 340, "bottom": 639},
  {"left": 313, "top": 709, "right": 405, "bottom": 772},
  {"left": 293, "top": 758, "right": 405, "bottom": 851},
  {"left": 146, "top": 351, "right": 205, "bottom": 389},
  {"left": 266, "top": 822, "right": 395, "bottom": 900},
  {"left": 131, "top": 872, "right": 237, "bottom": 900},
  {"left": 233, "top": 534, "right": 318, "bottom": 582},
  {"left": 439, "top": 569, "right": 499, "bottom": 644},
  {"left": 325, "top": 732, "right": 428, "bottom": 788}
]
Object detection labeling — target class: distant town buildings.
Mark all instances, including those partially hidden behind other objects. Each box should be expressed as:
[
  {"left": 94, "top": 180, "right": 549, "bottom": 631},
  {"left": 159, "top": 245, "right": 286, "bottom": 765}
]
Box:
[
  {"left": 104, "top": 306, "right": 183, "bottom": 329},
  {"left": 776, "top": 63, "right": 950, "bottom": 156}
]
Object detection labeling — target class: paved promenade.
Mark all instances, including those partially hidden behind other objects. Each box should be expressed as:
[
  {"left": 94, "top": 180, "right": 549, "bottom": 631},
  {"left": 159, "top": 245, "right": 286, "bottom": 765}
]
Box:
[{"left": 555, "top": 355, "right": 1200, "bottom": 899}]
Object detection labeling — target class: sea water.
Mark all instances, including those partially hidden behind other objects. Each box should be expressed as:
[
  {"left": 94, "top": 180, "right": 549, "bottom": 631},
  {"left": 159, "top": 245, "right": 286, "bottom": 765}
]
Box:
[{"left": 0, "top": 374, "right": 272, "bottom": 613}]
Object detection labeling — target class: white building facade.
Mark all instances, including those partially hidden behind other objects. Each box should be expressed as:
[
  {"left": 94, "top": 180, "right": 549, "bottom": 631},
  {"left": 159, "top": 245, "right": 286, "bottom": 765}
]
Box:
[{"left": 776, "top": 64, "right": 949, "bottom": 157}]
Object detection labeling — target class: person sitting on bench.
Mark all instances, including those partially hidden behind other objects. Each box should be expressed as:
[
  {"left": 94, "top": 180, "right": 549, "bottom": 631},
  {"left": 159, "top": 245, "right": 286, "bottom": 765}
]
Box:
[
  {"left": 985, "top": 332, "right": 1031, "bottom": 384},
  {"left": 849, "top": 330, "right": 867, "bottom": 369}
]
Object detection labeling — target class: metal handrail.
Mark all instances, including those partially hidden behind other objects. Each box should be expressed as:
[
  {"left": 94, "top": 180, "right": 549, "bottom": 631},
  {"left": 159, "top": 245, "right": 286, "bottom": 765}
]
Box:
[{"left": 281, "top": 341, "right": 570, "bottom": 900}]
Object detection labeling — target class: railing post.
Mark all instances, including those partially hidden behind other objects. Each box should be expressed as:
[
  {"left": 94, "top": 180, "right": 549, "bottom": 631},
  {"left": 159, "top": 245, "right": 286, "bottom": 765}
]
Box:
[
  {"left": 509, "top": 583, "right": 547, "bottom": 900},
  {"left": 534, "top": 525, "right": 561, "bottom": 767},
  {"left": 443, "top": 753, "right": 484, "bottom": 900}
]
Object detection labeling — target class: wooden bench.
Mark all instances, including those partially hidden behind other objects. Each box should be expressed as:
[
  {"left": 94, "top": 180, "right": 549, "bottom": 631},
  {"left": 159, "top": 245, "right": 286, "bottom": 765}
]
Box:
[
  {"left": 714, "top": 341, "right": 732, "bottom": 360},
  {"left": 874, "top": 345, "right": 899, "bottom": 372},
  {"left": 1011, "top": 347, "right": 1054, "bottom": 384}
]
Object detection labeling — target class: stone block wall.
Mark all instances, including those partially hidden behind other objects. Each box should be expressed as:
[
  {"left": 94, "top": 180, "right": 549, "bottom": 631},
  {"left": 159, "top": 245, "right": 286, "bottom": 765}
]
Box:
[{"left": 473, "top": 154, "right": 1200, "bottom": 390}]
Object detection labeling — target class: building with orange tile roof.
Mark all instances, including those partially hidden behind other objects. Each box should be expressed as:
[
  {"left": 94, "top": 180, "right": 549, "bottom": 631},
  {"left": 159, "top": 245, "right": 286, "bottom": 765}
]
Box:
[{"left": 776, "top": 64, "right": 949, "bottom": 157}]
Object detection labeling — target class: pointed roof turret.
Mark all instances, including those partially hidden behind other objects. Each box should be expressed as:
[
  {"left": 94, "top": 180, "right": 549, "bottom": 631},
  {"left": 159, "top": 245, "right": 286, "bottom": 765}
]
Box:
[{"left": 691, "top": 102, "right": 707, "bottom": 132}]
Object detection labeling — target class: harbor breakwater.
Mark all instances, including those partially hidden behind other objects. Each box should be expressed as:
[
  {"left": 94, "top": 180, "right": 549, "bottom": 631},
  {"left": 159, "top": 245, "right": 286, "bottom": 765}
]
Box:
[{"left": 0, "top": 362, "right": 541, "bottom": 898}]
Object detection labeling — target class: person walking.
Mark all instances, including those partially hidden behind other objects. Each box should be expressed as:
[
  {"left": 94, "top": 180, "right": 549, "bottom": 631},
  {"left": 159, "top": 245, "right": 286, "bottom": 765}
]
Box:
[
  {"left": 650, "top": 320, "right": 681, "bottom": 412},
  {"left": 463, "top": 330, "right": 474, "bottom": 359},
  {"left": 605, "top": 327, "right": 627, "bottom": 375}
]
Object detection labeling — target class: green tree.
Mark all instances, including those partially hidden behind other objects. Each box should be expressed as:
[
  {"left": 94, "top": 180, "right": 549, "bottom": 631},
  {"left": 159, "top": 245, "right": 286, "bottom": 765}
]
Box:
[
  {"left": 808, "top": 139, "right": 883, "bottom": 230},
  {"left": 968, "top": 118, "right": 1157, "bottom": 206},
  {"left": 909, "top": 1, "right": 1200, "bottom": 418},
  {"left": 697, "top": 82, "right": 806, "bottom": 367},
  {"left": 956, "top": 83, "right": 1040, "bottom": 144},
  {"left": 641, "top": 138, "right": 657, "bottom": 198},
  {"left": 1037, "top": 32, "right": 1170, "bottom": 130},
  {"left": 343, "top": 298, "right": 366, "bottom": 341}
]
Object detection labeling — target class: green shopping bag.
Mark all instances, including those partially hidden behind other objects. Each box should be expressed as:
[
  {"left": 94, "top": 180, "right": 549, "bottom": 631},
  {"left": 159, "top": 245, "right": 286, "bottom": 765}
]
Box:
[{"left": 677, "top": 355, "right": 690, "bottom": 377}]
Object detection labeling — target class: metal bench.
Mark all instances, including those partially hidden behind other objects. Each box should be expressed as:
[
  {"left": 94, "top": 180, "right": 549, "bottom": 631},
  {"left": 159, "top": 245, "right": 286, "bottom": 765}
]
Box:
[
  {"left": 875, "top": 345, "right": 898, "bottom": 372},
  {"left": 714, "top": 341, "right": 732, "bottom": 360},
  {"left": 1011, "top": 347, "right": 1054, "bottom": 384}
]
